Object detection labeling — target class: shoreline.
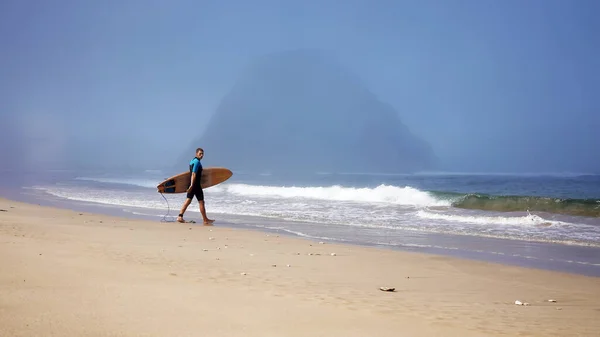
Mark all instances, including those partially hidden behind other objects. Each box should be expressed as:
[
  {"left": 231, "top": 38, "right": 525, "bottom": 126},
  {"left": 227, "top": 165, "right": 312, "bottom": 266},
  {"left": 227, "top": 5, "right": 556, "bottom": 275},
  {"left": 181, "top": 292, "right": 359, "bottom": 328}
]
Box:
[
  {"left": 5, "top": 187, "right": 600, "bottom": 278},
  {"left": 1, "top": 197, "right": 600, "bottom": 336}
]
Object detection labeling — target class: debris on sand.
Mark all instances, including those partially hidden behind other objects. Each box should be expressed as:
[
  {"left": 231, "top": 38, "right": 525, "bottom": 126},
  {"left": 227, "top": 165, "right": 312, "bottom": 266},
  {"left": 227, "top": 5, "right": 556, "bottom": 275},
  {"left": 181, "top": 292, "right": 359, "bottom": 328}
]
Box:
[{"left": 379, "top": 287, "right": 396, "bottom": 292}]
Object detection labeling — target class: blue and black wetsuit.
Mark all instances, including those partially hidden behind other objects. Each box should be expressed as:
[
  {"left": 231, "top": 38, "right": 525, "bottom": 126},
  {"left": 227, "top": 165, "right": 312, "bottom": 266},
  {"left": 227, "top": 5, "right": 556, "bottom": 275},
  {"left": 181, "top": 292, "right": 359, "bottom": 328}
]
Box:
[{"left": 186, "top": 156, "right": 204, "bottom": 201}]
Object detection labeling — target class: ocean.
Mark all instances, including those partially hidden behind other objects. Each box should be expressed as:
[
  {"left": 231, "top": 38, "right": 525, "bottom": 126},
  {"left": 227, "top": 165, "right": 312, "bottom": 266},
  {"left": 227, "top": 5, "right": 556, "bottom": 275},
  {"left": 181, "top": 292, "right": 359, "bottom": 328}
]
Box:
[{"left": 6, "top": 169, "right": 600, "bottom": 277}]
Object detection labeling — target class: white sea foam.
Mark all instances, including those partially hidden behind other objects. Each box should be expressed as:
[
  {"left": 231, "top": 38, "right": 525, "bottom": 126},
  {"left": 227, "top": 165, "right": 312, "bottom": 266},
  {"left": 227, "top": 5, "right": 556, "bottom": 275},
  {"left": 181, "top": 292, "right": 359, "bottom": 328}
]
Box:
[
  {"left": 219, "top": 183, "right": 451, "bottom": 207},
  {"left": 415, "top": 210, "right": 569, "bottom": 227}
]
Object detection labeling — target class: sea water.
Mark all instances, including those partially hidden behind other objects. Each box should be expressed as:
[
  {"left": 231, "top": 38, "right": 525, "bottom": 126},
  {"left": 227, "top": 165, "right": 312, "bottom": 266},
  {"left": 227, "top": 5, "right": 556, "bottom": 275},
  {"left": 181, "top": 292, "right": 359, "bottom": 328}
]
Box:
[{"left": 9, "top": 169, "right": 600, "bottom": 276}]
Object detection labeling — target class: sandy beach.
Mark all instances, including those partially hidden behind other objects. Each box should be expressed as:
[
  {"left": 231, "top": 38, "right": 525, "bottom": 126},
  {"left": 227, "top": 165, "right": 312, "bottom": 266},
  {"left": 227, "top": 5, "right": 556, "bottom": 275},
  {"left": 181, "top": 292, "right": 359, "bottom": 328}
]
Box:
[{"left": 1, "top": 197, "right": 599, "bottom": 337}]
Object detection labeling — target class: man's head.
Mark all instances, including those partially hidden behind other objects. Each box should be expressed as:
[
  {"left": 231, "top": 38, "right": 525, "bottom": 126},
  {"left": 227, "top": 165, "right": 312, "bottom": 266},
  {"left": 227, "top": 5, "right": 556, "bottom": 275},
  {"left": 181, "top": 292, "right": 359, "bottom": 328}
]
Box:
[{"left": 196, "top": 147, "right": 204, "bottom": 159}]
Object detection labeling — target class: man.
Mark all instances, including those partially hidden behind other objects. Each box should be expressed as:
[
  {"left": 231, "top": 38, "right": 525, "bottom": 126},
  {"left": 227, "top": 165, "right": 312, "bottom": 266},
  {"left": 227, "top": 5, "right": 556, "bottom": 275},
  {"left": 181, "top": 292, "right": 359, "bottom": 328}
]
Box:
[{"left": 177, "top": 147, "right": 215, "bottom": 225}]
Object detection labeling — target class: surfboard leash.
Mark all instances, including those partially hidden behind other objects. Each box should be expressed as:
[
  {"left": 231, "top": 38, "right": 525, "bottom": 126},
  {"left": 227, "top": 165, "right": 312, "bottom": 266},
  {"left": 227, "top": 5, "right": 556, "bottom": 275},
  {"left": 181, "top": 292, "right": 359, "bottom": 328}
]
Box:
[{"left": 159, "top": 192, "right": 176, "bottom": 223}]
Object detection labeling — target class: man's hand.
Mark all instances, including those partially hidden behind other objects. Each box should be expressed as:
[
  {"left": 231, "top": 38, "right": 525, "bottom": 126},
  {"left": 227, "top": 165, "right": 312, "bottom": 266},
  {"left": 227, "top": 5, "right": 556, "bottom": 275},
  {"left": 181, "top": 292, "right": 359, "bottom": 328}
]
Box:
[{"left": 187, "top": 185, "right": 193, "bottom": 193}]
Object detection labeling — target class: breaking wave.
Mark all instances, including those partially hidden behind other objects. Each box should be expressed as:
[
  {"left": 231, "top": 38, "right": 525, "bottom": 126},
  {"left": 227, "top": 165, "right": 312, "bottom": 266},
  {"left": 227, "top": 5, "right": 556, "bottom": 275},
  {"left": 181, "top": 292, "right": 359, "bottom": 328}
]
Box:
[{"left": 450, "top": 194, "right": 600, "bottom": 217}]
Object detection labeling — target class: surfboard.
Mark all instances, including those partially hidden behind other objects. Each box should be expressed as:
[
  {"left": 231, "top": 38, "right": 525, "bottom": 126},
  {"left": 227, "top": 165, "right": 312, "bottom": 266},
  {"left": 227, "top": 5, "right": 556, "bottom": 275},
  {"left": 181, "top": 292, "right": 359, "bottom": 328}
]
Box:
[{"left": 156, "top": 167, "right": 233, "bottom": 194}]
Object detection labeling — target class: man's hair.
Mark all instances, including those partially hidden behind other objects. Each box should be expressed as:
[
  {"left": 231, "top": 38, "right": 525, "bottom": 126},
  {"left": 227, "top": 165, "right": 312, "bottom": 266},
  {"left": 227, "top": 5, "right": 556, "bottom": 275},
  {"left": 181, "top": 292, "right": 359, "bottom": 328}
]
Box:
[{"left": 196, "top": 147, "right": 204, "bottom": 153}]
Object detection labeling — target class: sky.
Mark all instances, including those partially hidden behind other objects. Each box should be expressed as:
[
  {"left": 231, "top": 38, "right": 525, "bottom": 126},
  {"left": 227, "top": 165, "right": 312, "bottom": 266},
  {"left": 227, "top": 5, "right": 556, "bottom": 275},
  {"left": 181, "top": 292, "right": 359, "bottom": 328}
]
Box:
[{"left": 1, "top": 0, "right": 599, "bottom": 173}]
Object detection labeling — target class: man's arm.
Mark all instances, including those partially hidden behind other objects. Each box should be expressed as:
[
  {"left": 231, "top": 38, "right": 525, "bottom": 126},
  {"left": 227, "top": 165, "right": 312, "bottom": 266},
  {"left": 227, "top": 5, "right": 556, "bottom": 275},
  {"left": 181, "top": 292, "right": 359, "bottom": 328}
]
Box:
[
  {"left": 188, "top": 161, "right": 200, "bottom": 191},
  {"left": 190, "top": 172, "right": 196, "bottom": 187}
]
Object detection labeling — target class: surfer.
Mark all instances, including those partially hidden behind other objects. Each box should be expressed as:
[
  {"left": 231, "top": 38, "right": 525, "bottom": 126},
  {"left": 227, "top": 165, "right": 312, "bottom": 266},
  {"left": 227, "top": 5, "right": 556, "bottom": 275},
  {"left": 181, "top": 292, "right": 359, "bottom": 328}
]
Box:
[{"left": 177, "top": 148, "right": 215, "bottom": 225}]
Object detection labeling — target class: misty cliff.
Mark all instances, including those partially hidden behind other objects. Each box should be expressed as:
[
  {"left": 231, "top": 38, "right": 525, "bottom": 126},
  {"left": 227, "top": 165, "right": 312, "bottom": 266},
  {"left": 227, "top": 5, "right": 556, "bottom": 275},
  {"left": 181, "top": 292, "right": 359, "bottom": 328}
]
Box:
[{"left": 182, "top": 50, "right": 438, "bottom": 174}]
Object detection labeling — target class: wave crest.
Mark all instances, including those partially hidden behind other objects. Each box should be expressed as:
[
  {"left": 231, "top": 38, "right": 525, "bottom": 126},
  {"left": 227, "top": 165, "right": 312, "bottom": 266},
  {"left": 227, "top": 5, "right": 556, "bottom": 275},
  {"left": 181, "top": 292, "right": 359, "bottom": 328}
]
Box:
[
  {"left": 452, "top": 194, "right": 600, "bottom": 217},
  {"left": 220, "top": 183, "right": 451, "bottom": 207}
]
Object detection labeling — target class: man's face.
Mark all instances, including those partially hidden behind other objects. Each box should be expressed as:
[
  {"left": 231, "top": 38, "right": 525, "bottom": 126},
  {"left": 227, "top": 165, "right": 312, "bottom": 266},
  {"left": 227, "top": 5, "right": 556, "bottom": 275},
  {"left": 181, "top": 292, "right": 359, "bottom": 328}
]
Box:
[{"left": 197, "top": 150, "right": 204, "bottom": 159}]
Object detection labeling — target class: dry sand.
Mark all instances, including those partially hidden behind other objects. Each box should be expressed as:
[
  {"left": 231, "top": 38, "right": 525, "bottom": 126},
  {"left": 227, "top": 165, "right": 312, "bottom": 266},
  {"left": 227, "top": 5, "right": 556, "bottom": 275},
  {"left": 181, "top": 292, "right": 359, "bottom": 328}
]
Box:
[{"left": 1, "top": 198, "right": 599, "bottom": 337}]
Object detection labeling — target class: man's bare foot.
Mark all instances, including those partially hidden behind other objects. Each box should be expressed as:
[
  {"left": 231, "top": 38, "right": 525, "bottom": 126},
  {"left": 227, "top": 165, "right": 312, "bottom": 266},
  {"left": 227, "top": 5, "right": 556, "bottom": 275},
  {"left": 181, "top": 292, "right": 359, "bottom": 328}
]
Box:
[
  {"left": 203, "top": 219, "right": 215, "bottom": 225},
  {"left": 177, "top": 216, "right": 185, "bottom": 223}
]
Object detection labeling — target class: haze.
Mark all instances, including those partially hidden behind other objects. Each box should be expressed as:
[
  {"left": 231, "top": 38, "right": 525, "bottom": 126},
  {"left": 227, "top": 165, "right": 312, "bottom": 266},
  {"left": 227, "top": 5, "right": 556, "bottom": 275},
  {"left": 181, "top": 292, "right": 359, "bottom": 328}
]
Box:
[{"left": 1, "top": 0, "right": 598, "bottom": 174}]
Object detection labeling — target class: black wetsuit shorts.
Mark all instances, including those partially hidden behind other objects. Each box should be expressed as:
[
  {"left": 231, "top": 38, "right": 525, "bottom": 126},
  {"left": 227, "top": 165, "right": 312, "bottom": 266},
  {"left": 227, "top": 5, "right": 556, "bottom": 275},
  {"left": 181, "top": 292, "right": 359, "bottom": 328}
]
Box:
[{"left": 186, "top": 185, "right": 204, "bottom": 201}]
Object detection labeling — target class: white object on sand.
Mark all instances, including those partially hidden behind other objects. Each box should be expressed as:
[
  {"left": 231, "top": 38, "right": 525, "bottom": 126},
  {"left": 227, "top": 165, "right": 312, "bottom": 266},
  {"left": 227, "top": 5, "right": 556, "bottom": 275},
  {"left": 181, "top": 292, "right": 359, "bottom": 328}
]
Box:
[
  {"left": 514, "top": 300, "right": 530, "bottom": 306},
  {"left": 548, "top": 299, "right": 557, "bottom": 303}
]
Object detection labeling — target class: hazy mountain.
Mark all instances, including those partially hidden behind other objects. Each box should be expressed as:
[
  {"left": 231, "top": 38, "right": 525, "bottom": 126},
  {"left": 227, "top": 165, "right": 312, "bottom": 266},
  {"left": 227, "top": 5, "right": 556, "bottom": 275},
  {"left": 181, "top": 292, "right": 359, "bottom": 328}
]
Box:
[{"left": 182, "top": 50, "right": 438, "bottom": 174}]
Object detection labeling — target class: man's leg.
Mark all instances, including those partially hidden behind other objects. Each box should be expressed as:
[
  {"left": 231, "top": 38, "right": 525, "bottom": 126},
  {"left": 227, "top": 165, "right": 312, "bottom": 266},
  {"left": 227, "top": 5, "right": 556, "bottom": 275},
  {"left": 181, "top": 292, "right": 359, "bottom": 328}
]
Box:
[
  {"left": 197, "top": 188, "right": 214, "bottom": 224},
  {"left": 198, "top": 200, "right": 214, "bottom": 224},
  {"left": 177, "top": 198, "right": 192, "bottom": 223}
]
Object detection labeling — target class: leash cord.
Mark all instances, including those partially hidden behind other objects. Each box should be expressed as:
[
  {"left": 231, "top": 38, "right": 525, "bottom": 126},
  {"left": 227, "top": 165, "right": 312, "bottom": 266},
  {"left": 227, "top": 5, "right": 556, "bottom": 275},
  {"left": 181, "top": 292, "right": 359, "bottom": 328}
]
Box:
[{"left": 159, "top": 192, "right": 176, "bottom": 223}]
